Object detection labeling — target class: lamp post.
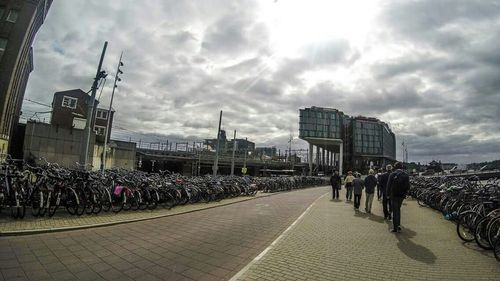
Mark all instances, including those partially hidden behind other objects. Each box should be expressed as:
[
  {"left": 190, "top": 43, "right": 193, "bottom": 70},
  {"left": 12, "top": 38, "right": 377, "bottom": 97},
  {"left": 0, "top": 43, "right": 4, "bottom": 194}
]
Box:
[
  {"left": 101, "top": 52, "right": 124, "bottom": 173},
  {"left": 81, "top": 41, "right": 108, "bottom": 169},
  {"left": 230, "top": 130, "right": 236, "bottom": 176},
  {"left": 212, "top": 110, "right": 222, "bottom": 176}
]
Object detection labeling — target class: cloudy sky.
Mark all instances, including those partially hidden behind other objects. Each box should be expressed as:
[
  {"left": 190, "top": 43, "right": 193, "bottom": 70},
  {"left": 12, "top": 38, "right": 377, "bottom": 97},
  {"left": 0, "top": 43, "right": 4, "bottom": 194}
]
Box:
[{"left": 22, "top": 0, "right": 500, "bottom": 164}]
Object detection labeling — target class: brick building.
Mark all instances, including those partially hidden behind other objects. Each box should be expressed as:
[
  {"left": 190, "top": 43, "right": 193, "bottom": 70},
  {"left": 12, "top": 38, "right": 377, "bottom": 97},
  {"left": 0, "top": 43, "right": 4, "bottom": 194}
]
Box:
[
  {"left": 0, "top": 0, "right": 52, "bottom": 154},
  {"left": 50, "top": 89, "right": 114, "bottom": 142}
]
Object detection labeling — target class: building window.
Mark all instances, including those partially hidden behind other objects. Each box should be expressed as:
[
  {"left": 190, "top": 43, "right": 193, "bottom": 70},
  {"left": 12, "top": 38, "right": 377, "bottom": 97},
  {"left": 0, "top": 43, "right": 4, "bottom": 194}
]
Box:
[
  {"left": 94, "top": 125, "right": 106, "bottom": 136},
  {"left": 0, "top": 7, "right": 5, "bottom": 19},
  {"left": 6, "top": 10, "right": 19, "bottom": 23},
  {"left": 62, "top": 96, "right": 77, "bottom": 109},
  {"left": 96, "top": 110, "right": 108, "bottom": 120}
]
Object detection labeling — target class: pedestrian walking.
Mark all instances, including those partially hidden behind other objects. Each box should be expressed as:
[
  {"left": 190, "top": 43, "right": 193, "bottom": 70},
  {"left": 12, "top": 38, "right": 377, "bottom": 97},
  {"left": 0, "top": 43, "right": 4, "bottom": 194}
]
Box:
[
  {"left": 352, "top": 172, "right": 364, "bottom": 210},
  {"left": 376, "top": 168, "right": 383, "bottom": 200},
  {"left": 344, "top": 171, "right": 355, "bottom": 202},
  {"left": 364, "top": 169, "right": 377, "bottom": 213},
  {"left": 330, "top": 170, "right": 341, "bottom": 200},
  {"left": 387, "top": 162, "right": 410, "bottom": 233},
  {"left": 378, "top": 165, "right": 392, "bottom": 220}
]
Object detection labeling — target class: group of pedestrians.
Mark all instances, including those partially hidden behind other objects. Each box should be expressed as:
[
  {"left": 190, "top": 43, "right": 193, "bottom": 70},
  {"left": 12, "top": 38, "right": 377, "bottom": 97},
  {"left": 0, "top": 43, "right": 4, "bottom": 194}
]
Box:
[{"left": 329, "top": 162, "right": 410, "bottom": 233}]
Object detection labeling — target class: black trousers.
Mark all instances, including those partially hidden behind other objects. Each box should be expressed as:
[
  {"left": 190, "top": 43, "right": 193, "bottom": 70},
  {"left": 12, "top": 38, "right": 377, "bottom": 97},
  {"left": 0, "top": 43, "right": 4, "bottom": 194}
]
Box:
[
  {"left": 331, "top": 187, "right": 339, "bottom": 199},
  {"left": 354, "top": 194, "right": 362, "bottom": 209},
  {"left": 382, "top": 193, "right": 392, "bottom": 218},
  {"left": 391, "top": 197, "right": 404, "bottom": 230}
]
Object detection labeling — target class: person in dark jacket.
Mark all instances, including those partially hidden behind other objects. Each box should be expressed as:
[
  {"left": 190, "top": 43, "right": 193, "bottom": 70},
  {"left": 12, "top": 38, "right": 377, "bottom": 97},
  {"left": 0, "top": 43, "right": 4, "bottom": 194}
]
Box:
[
  {"left": 364, "top": 169, "right": 377, "bottom": 213},
  {"left": 330, "top": 170, "right": 341, "bottom": 200},
  {"left": 387, "top": 162, "right": 410, "bottom": 233},
  {"left": 378, "top": 165, "right": 392, "bottom": 220},
  {"left": 352, "top": 172, "right": 364, "bottom": 210}
]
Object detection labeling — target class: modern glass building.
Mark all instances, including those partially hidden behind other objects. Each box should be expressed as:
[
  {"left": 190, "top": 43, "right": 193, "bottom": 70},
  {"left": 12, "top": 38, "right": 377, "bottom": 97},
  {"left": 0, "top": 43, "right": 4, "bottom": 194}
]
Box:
[
  {"left": 349, "top": 116, "right": 396, "bottom": 171},
  {"left": 299, "top": 107, "right": 342, "bottom": 139},
  {"left": 299, "top": 106, "right": 396, "bottom": 174}
]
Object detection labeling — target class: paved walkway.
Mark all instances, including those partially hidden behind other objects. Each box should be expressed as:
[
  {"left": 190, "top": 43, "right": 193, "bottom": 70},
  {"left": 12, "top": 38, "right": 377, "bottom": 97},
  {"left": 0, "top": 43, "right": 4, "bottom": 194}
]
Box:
[
  {"left": 0, "top": 193, "right": 272, "bottom": 235},
  {"left": 0, "top": 187, "right": 328, "bottom": 281},
  {"left": 235, "top": 189, "right": 500, "bottom": 281}
]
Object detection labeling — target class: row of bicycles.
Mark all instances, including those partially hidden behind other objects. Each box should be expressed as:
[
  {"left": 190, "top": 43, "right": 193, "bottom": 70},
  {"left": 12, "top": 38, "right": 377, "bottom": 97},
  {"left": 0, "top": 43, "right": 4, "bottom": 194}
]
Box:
[
  {"left": 409, "top": 176, "right": 500, "bottom": 261},
  {"left": 254, "top": 176, "right": 325, "bottom": 193},
  {"left": 0, "top": 156, "right": 325, "bottom": 219}
]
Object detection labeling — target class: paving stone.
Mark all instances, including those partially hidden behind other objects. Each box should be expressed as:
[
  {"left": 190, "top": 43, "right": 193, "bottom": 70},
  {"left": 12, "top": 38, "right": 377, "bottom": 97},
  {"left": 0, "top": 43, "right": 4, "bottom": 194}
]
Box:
[
  {"left": 0, "top": 187, "right": 327, "bottom": 281},
  {"left": 236, "top": 188, "right": 500, "bottom": 281}
]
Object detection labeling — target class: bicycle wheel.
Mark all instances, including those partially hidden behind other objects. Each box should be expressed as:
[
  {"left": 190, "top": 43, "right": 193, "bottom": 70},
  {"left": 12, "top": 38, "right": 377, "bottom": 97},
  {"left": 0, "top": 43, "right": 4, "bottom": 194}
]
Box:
[
  {"left": 17, "top": 190, "right": 26, "bottom": 219},
  {"left": 39, "top": 191, "right": 48, "bottom": 217},
  {"left": 31, "top": 188, "right": 44, "bottom": 217},
  {"left": 65, "top": 188, "right": 79, "bottom": 215},
  {"left": 147, "top": 189, "right": 159, "bottom": 210},
  {"left": 112, "top": 190, "right": 125, "bottom": 213},
  {"left": 487, "top": 217, "right": 500, "bottom": 247},
  {"left": 456, "top": 211, "right": 477, "bottom": 242},
  {"left": 494, "top": 239, "right": 500, "bottom": 262},
  {"left": 48, "top": 191, "right": 60, "bottom": 217},
  {"left": 10, "top": 190, "right": 26, "bottom": 219},
  {"left": 136, "top": 190, "right": 147, "bottom": 210},
  {"left": 99, "top": 188, "right": 112, "bottom": 212},
  {"left": 474, "top": 217, "right": 493, "bottom": 250}
]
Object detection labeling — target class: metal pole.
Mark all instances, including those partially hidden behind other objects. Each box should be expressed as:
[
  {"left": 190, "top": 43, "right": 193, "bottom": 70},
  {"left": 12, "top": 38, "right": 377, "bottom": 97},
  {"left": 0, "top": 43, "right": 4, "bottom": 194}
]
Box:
[
  {"left": 213, "top": 110, "right": 222, "bottom": 176},
  {"left": 198, "top": 150, "right": 202, "bottom": 176},
  {"left": 102, "top": 52, "right": 123, "bottom": 173},
  {"left": 230, "top": 130, "right": 236, "bottom": 176},
  {"left": 81, "top": 41, "right": 108, "bottom": 169},
  {"left": 243, "top": 137, "right": 248, "bottom": 168}
]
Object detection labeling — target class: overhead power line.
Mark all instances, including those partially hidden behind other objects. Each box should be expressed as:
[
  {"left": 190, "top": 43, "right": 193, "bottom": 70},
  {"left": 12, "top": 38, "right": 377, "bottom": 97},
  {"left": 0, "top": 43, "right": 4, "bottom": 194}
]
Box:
[{"left": 24, "top": 98, "right": 52, "bottom": 108}]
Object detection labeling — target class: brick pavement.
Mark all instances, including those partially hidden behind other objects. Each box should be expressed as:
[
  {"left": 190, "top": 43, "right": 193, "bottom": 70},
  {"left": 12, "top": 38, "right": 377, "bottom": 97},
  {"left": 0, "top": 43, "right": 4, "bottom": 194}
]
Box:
[
  {"left": 0, "top": 192, "right": 272, "bottom": 235},
  {"left": 0, "top": 186, "right": 329, "bottom": 281},
  {"left": 235, "top": 188, "right": 500, "bottom": 281}
]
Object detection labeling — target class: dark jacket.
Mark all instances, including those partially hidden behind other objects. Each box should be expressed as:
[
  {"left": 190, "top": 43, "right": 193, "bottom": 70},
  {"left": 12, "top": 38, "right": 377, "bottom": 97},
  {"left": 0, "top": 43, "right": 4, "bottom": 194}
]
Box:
[
  {"left": 353, "top": 178, "right": 364, "bottom": 195},
  {"left": 387, "top": 169, "right": 410, "bottom": 198},
  {"left": 330, "top": 174, "right": 341, "bottom": 189},
  {"left": 364, "top": 174, "right": 377, "bottom": 194},
  {"left": 378, "top": 172, "right": 390, "bottom": 194}
]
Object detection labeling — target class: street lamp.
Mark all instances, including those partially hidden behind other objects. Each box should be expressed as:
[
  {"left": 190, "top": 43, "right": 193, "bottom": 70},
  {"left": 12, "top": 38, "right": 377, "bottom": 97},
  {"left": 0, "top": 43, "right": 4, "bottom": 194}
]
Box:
[{"left": 101, "top": 52, "right": 124, "bottom": 173}]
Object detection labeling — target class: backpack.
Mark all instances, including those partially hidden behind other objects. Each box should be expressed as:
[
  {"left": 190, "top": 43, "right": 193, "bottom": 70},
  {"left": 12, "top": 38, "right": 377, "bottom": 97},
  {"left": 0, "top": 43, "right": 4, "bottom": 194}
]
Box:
[{"left": 392, "top": 170, "right": 409, "bottom": 197}]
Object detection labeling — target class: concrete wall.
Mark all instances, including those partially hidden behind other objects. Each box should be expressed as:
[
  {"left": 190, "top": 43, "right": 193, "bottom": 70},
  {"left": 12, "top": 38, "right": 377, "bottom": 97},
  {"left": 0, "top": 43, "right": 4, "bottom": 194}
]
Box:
[
  {"left": 23, "top": 121, "right": 93, "bottom": 167},
  {"left": 23, "top": 121, "right": 136, "bottom": 170},
  {"left": 92, "top": 141, "right": 136, "bottom": 171}
]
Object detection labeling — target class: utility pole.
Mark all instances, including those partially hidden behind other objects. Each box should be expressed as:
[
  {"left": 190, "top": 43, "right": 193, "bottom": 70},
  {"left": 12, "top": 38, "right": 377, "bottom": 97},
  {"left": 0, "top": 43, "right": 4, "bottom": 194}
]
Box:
[
  {"left": 243, "top": 137, "right": 248, "bottom": 167},
  {"left": 212, "top": 110, "right": 222, "bottom": 176},
  {"left": 81, "top": 41, "right": 108, "bottom": 169},
  {"left": 401, "top": 139, "right": 405, "bottom": 163},
  {"left": 230, "top": 130, "right": 237, "bottom": 176},
  {"left": 101, "top": 52, "right": 124, "bottom": 173}
]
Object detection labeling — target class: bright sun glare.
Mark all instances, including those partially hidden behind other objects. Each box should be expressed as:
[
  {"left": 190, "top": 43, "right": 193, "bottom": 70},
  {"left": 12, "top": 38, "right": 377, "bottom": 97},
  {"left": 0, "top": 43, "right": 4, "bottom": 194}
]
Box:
[{"left": 261, "top": 0, "right": 379, "bottom": 57}]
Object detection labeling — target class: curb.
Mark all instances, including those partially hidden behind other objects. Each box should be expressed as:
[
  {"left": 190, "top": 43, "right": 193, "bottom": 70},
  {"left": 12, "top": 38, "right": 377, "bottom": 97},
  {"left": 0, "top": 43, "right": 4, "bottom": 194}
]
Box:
[
  {"left": 0, "top": 186, "right": 327, "bottom": 237},
  {"left": 0, "top": 194, "right": 269, "bottom": 237}
]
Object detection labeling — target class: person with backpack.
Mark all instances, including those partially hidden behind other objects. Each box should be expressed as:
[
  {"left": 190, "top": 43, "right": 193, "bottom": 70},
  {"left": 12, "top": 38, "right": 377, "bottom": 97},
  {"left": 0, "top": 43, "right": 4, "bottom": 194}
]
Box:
[
  {"left": 386, "top": 162, "right": 410, "bottom": 233},
  {"left": 379, "top": 165, "right": 392, "bottom": 220},
  {"left": 344, "top": 171, "right": 355, "bottom": 202},
  {"left": 364, "top": 169, "right": 377, "bottom": 213},
  {"left": 352, "top": 172, "right": 364, "bottom": 210},
  {"left": 330, "top": 170, "right": 341, "bottom": 200}
]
